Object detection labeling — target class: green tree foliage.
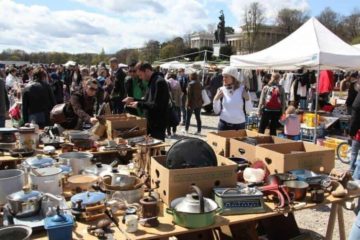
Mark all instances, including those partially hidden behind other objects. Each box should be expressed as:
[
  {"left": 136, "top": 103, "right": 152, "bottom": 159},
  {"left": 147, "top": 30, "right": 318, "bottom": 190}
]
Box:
[
  {"left": 159, "top": 44, "right": 176, "bottom": 59},
  {"left": 183, "top": 47, "right": 199, "bottom": 61},
  {"left": 219, "top": 45, "right": 233, "bottom": 59},
  {"left": 140, "top": 40, "right": 160, "bottom": 63},
  {"left": 225, "top": 26, "right": 235, "bottom": 34}
]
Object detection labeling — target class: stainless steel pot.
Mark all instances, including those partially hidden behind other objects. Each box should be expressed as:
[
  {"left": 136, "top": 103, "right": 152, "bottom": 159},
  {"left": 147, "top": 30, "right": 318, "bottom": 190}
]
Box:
[
  {"left": 0, "top": 225, "right": 32, "bottom": 240},
  {"left": 58, "top": 152, "right": 93, "bottom": 174},
  {"left": 7, "top": 187, "right": 43, "bottom": 218},
  {"left": 0, "top": 169, "right": 25, "bottom": 205},
  {"left": 30, "top": 167, "right": 63, "bottom": 195}
]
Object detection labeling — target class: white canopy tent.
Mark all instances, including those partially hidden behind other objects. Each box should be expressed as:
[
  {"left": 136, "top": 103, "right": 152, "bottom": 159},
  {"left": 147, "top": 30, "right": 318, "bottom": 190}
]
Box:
[
  {"left": 353, "top": 44, "right": 360, "bottom": 50},
  {"left": 231, "top": 17, "right": 360, "bottom": 142},
  {"left": 230, "top": 17, "right": 360, "bottom": 70}
]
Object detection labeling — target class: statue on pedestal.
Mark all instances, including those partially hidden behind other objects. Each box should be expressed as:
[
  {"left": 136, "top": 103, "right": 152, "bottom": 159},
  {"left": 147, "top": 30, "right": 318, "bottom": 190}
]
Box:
[{"left": 214, "top": 10, "right": 225, "bottom": 43}]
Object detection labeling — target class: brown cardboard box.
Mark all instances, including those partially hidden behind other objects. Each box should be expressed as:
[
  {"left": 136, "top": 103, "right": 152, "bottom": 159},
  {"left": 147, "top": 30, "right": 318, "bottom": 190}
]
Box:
[
  {"left": 150, "top": 155, "right": 237, "bottom": 205},
  {"left": 106, "top": 114, "right": 147, "bottom": 139},
  {"left": 229, "top": 136, "right": 293, "bottom": 162},
  {"left": 206, "top": 130, "right": 263, "bottom": 157},
  {"left": 255, "top": 142, "right": 334, "bottom": 174}
]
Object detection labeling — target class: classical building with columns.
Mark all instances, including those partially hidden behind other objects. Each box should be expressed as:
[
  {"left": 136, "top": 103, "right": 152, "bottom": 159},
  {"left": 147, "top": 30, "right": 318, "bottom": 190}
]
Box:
[{"left": 191, "top": 25, "right": 287, "bottom": 54}]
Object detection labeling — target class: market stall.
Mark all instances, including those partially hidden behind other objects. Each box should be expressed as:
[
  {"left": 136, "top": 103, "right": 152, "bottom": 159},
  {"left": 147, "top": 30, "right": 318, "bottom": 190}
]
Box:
[{"left": 231, "top": 17, "right": 360, "bottom": 141}]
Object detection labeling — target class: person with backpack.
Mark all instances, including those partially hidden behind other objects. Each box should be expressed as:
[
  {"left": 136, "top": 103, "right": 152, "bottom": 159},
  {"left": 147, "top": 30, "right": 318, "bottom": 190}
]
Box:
[
  {"left": 258, "top": 72, "right": 286, "bottom": 135},
  {"left": 213, "top": 66, "right": 252, "bottom": 131}
]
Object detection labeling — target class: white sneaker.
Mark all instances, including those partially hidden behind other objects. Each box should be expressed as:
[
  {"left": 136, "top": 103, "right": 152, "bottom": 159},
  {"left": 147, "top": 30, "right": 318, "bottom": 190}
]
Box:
[{"left": 193, "top": 131, "right": 201, "bottom": 135}]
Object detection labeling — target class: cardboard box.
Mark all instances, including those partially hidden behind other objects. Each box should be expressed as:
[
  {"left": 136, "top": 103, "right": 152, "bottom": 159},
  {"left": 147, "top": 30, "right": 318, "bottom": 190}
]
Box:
[
  {"left": 255, "top": 142, "right": 334, "bottom": 174},
  {"left": 150, "top": 155, "right": 237, "bottom": 205},
  {"left": 106, "top": 114, "right": 147, "bottom": 139},
  {"left": 206, "top": 130, "right": 263, "bottom": 157},
  {"left": 229, "top": 136, "right": 293, "bottom": 162}
]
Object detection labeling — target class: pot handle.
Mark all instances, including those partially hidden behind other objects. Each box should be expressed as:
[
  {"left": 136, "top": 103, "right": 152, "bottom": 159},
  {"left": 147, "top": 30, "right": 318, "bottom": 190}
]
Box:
[
  {"left": 92, "top": 183, "right": 107, "bottom": 194},
  {"left": 191, "top": 185, "right": 204, "bottom": 214},
  {"left": 215, "top": 208, "right": 223, "bottom": 214},
  {"left": 166, "top": 208, "right": 173, "bottom": 215}
]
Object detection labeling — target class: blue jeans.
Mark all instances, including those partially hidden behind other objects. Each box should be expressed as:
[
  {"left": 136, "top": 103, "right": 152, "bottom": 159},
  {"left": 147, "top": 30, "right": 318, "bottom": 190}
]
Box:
[
  {"left": 350, "top": 140, "right": 360, "bottom": 178},
  {"left": 218, "top": 119, "right": 246, "bottom": 131},
  {"left": 185, "top": 107, "right": 201, "bottom": 132},
  {"left": 349, "top": 211, "right": 360, "bottom": 240},
  {"left": 0, "top": 116, "right": 5, "bottom": 127}
]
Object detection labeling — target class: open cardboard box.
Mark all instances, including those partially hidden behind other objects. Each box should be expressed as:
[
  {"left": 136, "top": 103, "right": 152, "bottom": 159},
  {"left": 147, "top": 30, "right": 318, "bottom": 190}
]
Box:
[
  {"left": 206, "top": 130, "right": 264, "bottom": 157},
  {"left": 150, "top": 155, "right": 237, "bottom": 205},
  {"left": 106, "top": 114, "right": 147, "bottom": 139},
  {"left": 255, "top": 142, "right": 334, "bottom": 174},
  {"left": 229, "top": 136, "right": 293, "bottom": 162}
]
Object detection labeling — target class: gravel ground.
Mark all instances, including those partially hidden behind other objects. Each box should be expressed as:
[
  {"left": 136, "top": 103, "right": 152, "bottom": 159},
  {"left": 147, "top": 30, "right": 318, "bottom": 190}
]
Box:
[{"left": 165, "top": 111, "right": 357, "bottom": 240}]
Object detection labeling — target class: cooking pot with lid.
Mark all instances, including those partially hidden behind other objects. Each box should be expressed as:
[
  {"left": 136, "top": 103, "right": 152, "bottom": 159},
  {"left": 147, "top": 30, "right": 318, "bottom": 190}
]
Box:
[
  {"left": 166, "top": 185, "right": 219, "bottom": 228},
  {"left": 0, "top": 128, "right": 18, "bottom": 143},
  {"left": 7, "top": 187, "right": 43, "bottom": 218}
]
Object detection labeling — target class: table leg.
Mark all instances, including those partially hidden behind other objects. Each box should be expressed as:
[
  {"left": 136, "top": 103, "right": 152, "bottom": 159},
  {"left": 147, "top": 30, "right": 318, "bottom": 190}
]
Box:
[
  {"left": 337, "top": 203, "right": 346, "bottom": 240},
  {"left": 325, "top": 203, "right": 338, "bottom": 240}
]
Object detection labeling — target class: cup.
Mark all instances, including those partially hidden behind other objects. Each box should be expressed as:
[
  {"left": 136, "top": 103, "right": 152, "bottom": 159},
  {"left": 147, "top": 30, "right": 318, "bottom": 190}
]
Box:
[{"left": 125, "top": 215, "right": 138, "bottom": 233}]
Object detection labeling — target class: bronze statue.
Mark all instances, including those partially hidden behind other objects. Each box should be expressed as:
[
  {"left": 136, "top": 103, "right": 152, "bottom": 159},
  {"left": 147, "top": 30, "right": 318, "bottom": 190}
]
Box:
[{"left": 214, "top": 10, "right": 225, "bottom": 43}]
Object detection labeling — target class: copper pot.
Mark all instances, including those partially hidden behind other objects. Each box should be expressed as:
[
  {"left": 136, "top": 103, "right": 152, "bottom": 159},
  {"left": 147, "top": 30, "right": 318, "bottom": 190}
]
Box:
[{"left": 284, "top": 181, "right": 309, "bottom": 201}]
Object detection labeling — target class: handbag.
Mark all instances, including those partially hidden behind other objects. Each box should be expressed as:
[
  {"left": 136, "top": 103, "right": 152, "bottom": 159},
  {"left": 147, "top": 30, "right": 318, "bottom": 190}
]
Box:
[
  {"left": 168, "top": 100, "right": 180, "bottom": 127},
  {"left": 50, "top": 103, "right": 67, "bottom": 124},
  {"left": 202, "top": 89, "right": 211, "bottom": 106}
]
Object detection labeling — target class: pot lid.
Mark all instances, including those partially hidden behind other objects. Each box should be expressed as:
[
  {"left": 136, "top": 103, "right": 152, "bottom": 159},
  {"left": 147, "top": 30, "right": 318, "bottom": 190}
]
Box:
[
  {"left": 24, "top": 155, "right": 55, "bottom": 168},
  {"left": 84, "top": 163, "right": 111, "bottom": 175},
  {"left": 172, "top": 194, "right": 217, "bottom": 213},
  {"left": 57, "top": 165, "right": 72, "bottom": 175},
  {"left": 71, "top": 191, "right": 105, "bottom": 206},
  {"left": 0, "top": 127, "right": 18, "bottom": 133},
  {"left": 19, "top": 127, "right": 35, "bottom": 133},
  {"left": 30, "top": 167, "right": 62, "bottom": 177},
  {"left": 7, "top": 187, "right": 43, "bottom": 202}
]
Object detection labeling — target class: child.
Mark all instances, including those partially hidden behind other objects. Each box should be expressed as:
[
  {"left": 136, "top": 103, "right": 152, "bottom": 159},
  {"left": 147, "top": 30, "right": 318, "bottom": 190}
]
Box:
[{"left": 279, "top": 105, "right": 300, "bottom": 140}]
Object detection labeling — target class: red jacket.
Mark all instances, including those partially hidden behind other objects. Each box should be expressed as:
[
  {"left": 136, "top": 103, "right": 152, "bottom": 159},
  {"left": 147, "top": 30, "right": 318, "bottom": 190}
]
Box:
[{"left": 318, "top": 70, "right": 334, "bottom": 94}]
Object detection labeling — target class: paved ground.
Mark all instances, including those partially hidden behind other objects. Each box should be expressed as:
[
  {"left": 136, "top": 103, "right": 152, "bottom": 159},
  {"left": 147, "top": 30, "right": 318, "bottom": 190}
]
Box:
[{"left": 166, "top": 111, "right": 357, "bottom": 240}]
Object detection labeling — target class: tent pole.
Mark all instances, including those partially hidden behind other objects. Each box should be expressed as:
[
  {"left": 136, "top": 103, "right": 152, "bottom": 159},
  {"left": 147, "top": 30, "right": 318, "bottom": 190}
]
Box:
[
  {"left": 313, "top": 65, "right": 320, "bottom": 143},
  {"left": 202, "top": 50, "right": 207, "bottom": 85}
]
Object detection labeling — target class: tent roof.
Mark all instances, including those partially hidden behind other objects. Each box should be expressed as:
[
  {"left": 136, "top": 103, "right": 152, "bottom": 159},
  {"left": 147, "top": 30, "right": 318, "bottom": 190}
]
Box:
[
  {"left": 354, "top": 44, "right": 360, "bottom": 50},
  {"left": 231, "top": 17, "right": 360, "bottom": 70}
]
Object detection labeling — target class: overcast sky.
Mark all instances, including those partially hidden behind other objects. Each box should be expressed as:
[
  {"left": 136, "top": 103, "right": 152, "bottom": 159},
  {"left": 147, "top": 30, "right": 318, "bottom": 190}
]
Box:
[{"left": 0, "top": 0, "right": 358, "bottom": 53}]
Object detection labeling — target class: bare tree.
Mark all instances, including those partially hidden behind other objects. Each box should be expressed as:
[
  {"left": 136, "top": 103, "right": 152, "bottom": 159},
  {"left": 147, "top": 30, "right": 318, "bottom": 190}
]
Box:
[
  {"left": 344, "top": 8, "right": 360, "bottom": 40},
  {"left": 276, "top": 8, "right": 309, "bottom": 34},
  {"left": 243, "top": 2, "right": 265, "bottom": 53}
]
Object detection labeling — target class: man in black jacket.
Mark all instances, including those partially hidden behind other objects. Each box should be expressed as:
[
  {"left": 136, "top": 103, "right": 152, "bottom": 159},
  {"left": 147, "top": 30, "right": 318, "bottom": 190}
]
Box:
[
  {"left": 109, "top": 57, "right": 127, "bottom": 114},
  {"left": 123, "top": 62, "right": 169, "bottom": 141}
]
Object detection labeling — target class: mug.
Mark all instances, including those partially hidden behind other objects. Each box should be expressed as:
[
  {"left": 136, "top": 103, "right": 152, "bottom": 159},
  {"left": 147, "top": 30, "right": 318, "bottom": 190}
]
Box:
[{"left": 125, "top": 215, "right": 138, "bottom": 233}]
